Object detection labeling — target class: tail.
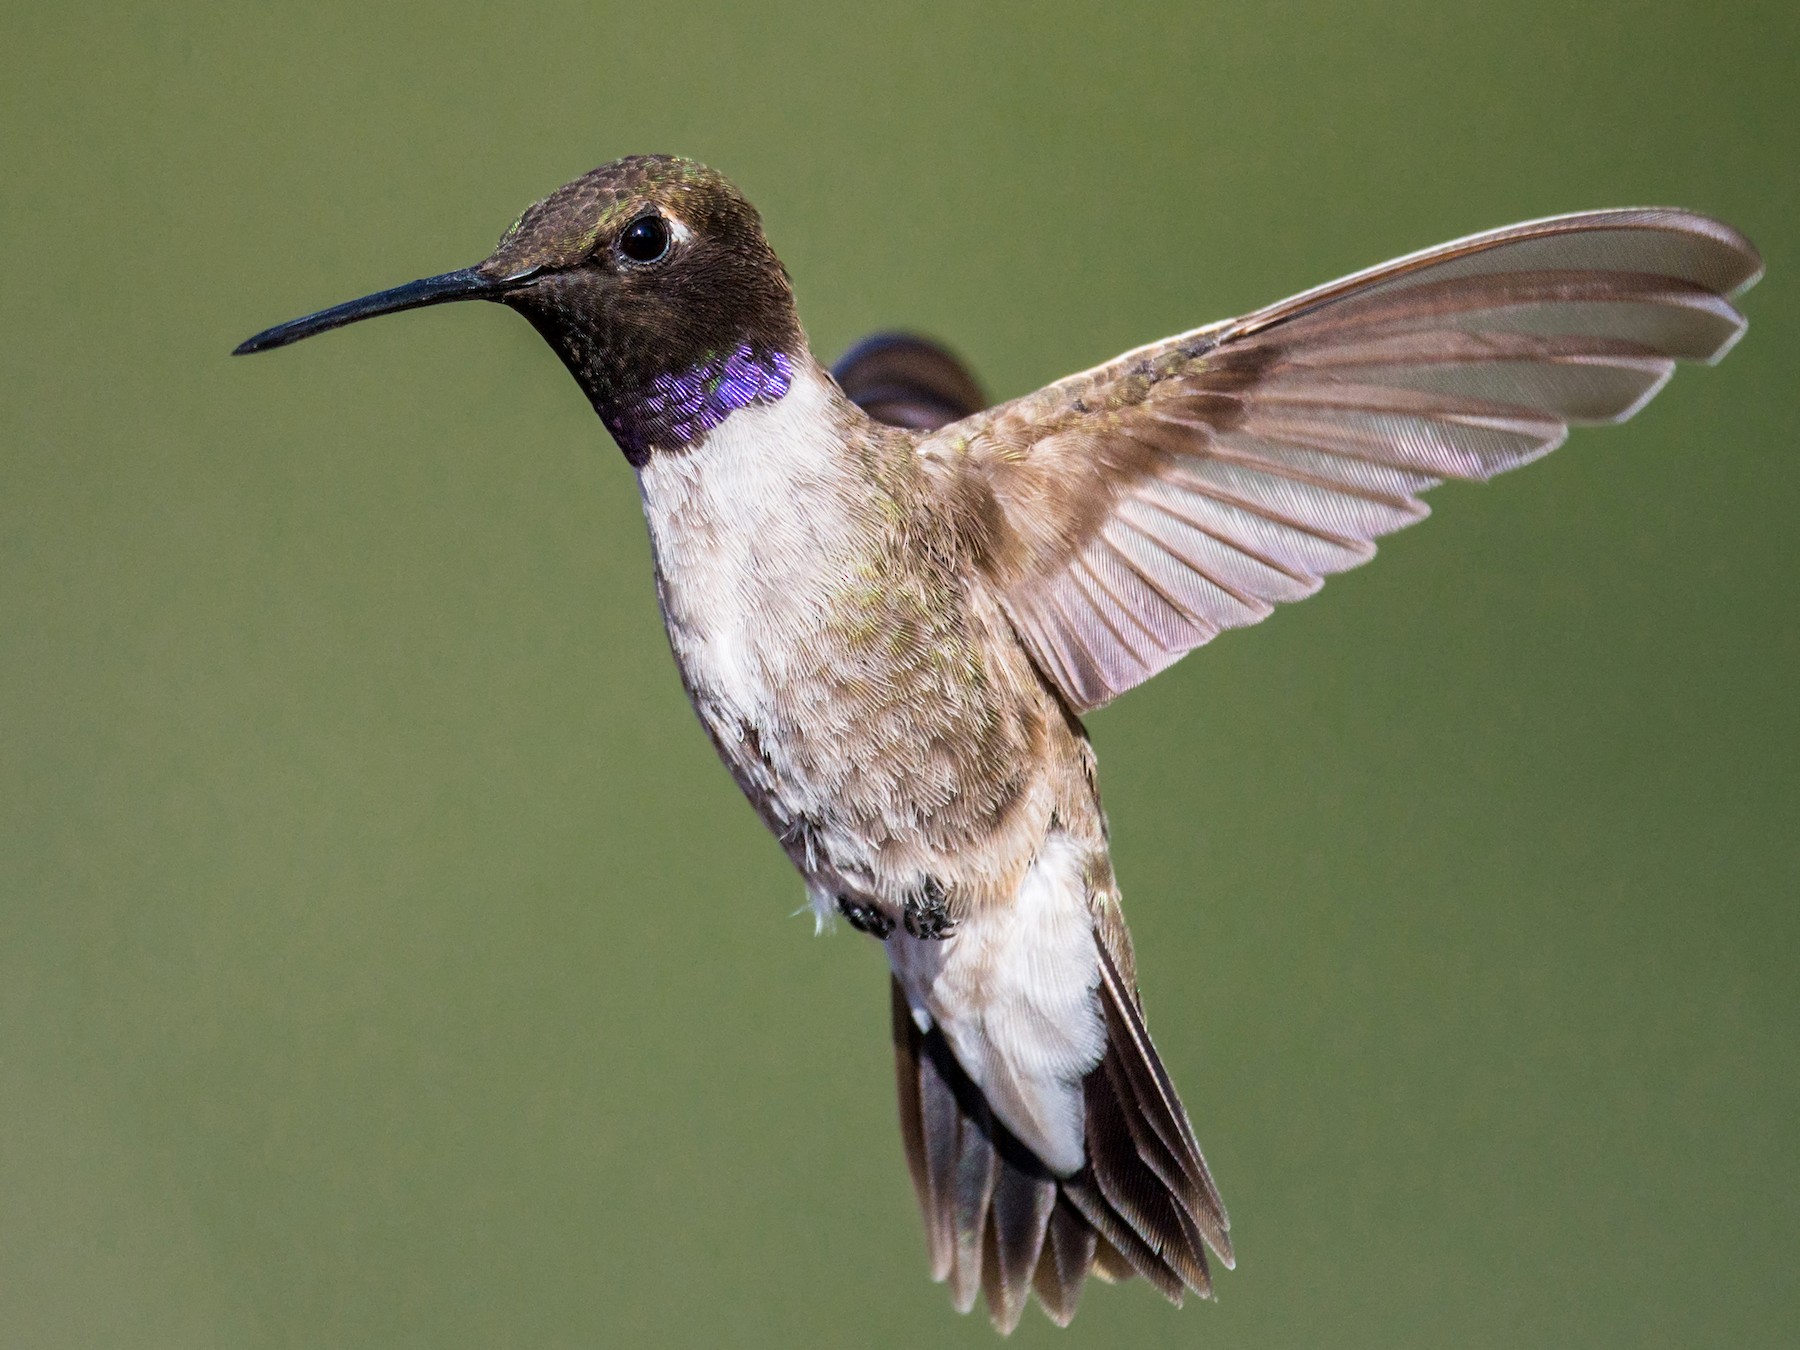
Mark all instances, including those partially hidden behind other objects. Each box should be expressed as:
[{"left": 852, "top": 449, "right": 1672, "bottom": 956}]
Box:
[
  {"left": 831, "top": 333, "right": 987, "bottom": 431},
  {"left": 890, "top": 942, "right": 1232, "bottom": 1333}
]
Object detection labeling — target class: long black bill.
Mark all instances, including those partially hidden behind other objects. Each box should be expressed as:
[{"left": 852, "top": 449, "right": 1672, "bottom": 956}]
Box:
[{"left": 233, "top": 267, "right": 524, "bottom": 355}]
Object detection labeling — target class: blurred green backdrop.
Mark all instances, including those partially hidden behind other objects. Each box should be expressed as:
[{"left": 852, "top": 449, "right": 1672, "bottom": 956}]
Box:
[{"left": 4, "top": 3, "right": 1796, "bottom": 1346}]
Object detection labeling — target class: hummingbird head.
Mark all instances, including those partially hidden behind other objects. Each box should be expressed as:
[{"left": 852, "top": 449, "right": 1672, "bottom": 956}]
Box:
[{"left": 236, "top": 156, "right": 807, "bottom": 465}]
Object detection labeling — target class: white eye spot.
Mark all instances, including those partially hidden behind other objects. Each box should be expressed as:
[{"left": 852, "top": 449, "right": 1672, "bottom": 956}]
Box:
[{"left": 664, "top": 213, "right": 694, "bottom": 246}]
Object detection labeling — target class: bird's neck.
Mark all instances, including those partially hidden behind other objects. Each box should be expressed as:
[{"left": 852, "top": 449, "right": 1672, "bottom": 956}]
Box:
[
  {"left": 515, "top": 300, "right": 811, "bottom": 467},
  {"left": 599, "top": 342, "right": 800, "bottom": 466},
  {"left": 633, "top": 358, "right": 867, "bottom": 511}
]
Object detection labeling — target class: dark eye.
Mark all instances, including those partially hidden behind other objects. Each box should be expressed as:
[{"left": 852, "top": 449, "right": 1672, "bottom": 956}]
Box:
[{"left": 619, "top": 214, "right": 671, "bottom": 264}]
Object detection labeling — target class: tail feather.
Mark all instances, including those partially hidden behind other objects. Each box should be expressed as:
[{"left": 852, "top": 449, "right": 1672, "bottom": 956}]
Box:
[
  {"left": 890, "top": 961, "right": 1230, "bottom": 1332},
  {"left": 983, "top": 1156, "right": 1056, "bottom": 1330},
  {"left": 1062, "top": 1166, "right": 1190, "bottom": 1304},
  {"left": 1030, "top": 1203, "right": 1097, "bottom": 1325},
  {"left": 1095, "top": 941, "right": 1232, "bottom": 1257},
  {"left": 1089, "top": 1230, "right": 1140, "bottom": 1285},
  {"left": 891, "top": 988, "right": 943, "bottom": 1275},
  {"left": 949, "top": 1095, "right": 999, "bottom": 1314},
  {"left": 1100, "top": 1048, "right": 1208, "bottom": 1241}
]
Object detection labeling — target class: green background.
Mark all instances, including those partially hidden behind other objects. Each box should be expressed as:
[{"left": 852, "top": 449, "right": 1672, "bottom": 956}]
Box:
[{"left": 5, "top": 3, "right": 1796, "bottom": 1346}]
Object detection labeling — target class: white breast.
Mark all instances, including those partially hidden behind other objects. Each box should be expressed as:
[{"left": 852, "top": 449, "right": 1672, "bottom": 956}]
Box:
[
  {"left": 636, "top": 365, "right": 850, "bottom": 708},
  {"left": 634, "top": 364, "right": 876, "bottom": 886}
]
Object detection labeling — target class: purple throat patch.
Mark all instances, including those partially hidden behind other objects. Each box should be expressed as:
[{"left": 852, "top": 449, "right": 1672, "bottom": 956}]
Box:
[{"left": 607, "top": 346, "right": 794, "bottom": 464}]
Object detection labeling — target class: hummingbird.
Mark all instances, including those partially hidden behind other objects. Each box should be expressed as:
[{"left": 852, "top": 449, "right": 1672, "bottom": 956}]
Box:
[{"left": 237, "top": 155, "right": 1761, "bottom": 1332}]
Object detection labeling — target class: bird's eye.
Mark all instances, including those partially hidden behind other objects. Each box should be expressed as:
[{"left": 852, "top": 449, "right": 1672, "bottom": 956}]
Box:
[{"left": 619, "top": 214, "right": 672, "bottom": 264}]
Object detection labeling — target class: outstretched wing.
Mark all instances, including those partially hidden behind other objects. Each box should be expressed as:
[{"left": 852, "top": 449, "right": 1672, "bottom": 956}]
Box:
[{"left": 921, "top": 209, "right": 1762, "bottom": 712}]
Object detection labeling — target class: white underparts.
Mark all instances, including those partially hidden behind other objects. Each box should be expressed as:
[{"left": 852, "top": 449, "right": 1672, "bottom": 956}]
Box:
[
  {"left": 635, "top": 366, "right": 882, "bottom": 893},
  {"left": 888, "top": 833, "right": 1105, "bottom": 1176},
  {"left": 638, "top": 370, "right": 1108, "bottom": 1175}
]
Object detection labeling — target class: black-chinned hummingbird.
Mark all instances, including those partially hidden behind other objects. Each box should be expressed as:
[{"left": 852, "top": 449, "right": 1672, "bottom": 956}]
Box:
[{"left": 237, "top": 156, "right": 1761, "bottom": 1332}]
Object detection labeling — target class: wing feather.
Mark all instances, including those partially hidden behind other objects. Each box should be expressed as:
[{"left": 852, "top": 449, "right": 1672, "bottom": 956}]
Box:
[{"left": 922, "top": 208, "right": 1761, "bottom": 709}]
